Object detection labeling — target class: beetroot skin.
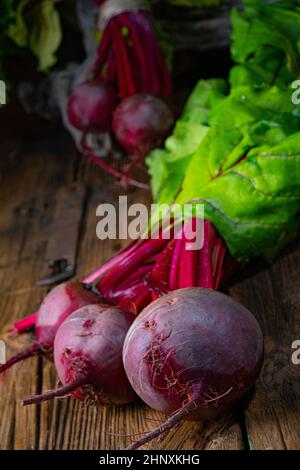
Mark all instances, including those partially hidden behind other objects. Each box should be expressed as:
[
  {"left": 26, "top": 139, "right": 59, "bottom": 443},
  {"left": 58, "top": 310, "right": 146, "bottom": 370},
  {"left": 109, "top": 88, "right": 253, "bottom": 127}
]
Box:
[
  {"left": 67, "top": 81, "right": 118, "bottom": 131},
  {"left": 112, "top": 93, "right": 174, "bottom": 157},
  {"left": 0, "top": 281, "right": 101, "bottom": 374},
  {"left": 123, "top": 288, "right": 264, "bottom": 449},
  {"left": 35, "top": 281, "right": 101, "bottom": 350},
  {"left": 23, "top": 304, "right": 137, "bottom": 407}
]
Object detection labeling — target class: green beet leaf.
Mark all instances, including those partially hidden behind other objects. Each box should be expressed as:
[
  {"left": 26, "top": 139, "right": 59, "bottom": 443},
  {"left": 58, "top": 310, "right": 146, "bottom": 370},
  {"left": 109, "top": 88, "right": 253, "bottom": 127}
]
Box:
[{"left": 147, "top": 79, "right": 227, "bottom": 203}]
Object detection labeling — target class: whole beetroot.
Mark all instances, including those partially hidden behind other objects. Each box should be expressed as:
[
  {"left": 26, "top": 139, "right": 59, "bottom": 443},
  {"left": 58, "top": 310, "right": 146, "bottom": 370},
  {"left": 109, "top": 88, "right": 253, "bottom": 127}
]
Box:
[
  {"left": 123, "top": 288, "right": 264, "bottom": 449},
  {"left": 112, "top": 93, "right": 174, "bottom": 158},
  {"left": 23, "top": 304, "right": 137, "bottom": 406},
  {"left": 0, "top": 281, "right": 101, "bottom": 374}
]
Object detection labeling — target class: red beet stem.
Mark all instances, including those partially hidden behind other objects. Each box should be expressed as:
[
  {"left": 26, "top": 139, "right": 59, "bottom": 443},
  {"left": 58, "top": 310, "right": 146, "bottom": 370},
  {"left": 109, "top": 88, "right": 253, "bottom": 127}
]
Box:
[
  {"left": 125, "top": 399, "right": 198, "bottom": 450},
  {"left": 112, "top": 265, "right": 153, "bottom": 292},
  {"left": 83, "top": 240, "right": 139, "bottom": 284},
  {"left": 92, "top": 5, "right": 172, "bottom": 98},
  {"left": 118, "top": 283, "right": 152, "bottom": 314},
  {"left": 138, "top": 11, "right": 172, "bottom": 96},
  {"left": 21, "top": 374, "right": 88, "bottom": 406},
  {"left": 11, "top": 221, "right": 236, "bottom": 340},
  {"left": 146, "top": 239, "right": 176, "bottom": 295},
  {"left": 91, "top": 26, "right": 110, "bottom": 80},
  {"left": 134, "top": 12, "right": 162, "bottom": 95},
  {"left": 178, "top": 242, "right": 197, "bottom": 289},
  {"left": 109, "top": 21, "right": 134, "bottom": 97},
  {"left": 0, "top": 342, "right": 41, "bottom": 374},
  {"left": 98, "top": 237, "right": 169, "bottom": 292},
  {"left": 12, "top": 312, "right": 38, "bottom": 334}
]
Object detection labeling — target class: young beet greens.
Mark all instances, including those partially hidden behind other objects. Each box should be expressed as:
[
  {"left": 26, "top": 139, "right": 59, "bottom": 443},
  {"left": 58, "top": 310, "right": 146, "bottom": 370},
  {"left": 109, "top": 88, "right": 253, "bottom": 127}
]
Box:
[
  {"left": 0, "top": 282, "right": 101, "bottom": 374},
  {"left": 123, "top": 288, "right": 264, "bottom": 449}
]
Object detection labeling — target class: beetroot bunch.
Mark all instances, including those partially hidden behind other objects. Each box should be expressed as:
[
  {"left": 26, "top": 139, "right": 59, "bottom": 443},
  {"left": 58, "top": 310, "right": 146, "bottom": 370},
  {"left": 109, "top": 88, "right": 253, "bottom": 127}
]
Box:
[{"left": 66, "top": 1, "right": 174, "bottom": 187}]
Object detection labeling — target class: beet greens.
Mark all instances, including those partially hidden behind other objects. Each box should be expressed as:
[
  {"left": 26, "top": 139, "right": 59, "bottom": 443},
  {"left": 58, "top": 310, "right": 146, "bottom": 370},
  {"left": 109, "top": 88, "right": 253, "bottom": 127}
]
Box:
[{"left": 1, "top": 282, "right": 101, "bottom": 374}]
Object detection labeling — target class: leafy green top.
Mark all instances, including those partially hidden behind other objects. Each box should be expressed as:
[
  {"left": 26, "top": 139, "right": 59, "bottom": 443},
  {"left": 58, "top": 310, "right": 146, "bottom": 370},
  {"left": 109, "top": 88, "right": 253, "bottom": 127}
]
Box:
[{"left": 147, "top": 0, "right": 300, "bottom": 261}]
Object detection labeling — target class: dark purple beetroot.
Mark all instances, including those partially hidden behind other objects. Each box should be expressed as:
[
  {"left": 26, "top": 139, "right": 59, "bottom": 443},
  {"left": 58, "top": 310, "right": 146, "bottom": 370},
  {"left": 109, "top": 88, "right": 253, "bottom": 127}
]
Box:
[
  {"left": 123, "top": 288, "right": 264, "bottom": 449},
  {"left": 112, "top": 93, "right": 174, "bottom": 157},
  {"left": 0, "top": 281, "right": 101, "bottom": 374},
  {"left": 67, "top": 81, "right": 118, "bottom": 131},
  {"left": 23, "top": 304, "right": 137, "bottom": 406}
]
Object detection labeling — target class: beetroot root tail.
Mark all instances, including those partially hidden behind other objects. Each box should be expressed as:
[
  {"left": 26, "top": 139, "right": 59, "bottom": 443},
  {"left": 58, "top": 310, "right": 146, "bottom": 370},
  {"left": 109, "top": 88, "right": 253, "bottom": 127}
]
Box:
[
  {"left": 125, "top": 399, "right": 197, "bottom": 450},
  {"left": 21, "top": 375, "right": 88, "bottom": 406},
  {"left": 0, "top": 343, "right": 41, "bottom": 374}
]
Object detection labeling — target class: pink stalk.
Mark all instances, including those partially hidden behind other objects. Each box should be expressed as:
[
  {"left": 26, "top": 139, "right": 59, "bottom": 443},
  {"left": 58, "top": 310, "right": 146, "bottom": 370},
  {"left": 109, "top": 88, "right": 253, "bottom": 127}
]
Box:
[
  {"left": 12, "top": 219, "right": 239, "bottom": 336},
  {"left": 92, "top": 1, "right": 172, "bottom": 99},
  {"left": 146, "top": 239, "right": 176, "bottom": 295},
  {"left": 12, "top": 313, "right": 38, "bottom": 334},
  {"left": 178, "top": 245, "right": 197, "bottom": 289},
  {"left": 110, "top": 282, "right": 152, "bottom": 314},
  {"left": 111, "top": 265, "right": 153, "bottom": 292},
  {"left": 0, "top": 343, "right": 41, "bottom": 374},
  {"left": 83, "top": 239, "right": 139, "bottom": 284}
]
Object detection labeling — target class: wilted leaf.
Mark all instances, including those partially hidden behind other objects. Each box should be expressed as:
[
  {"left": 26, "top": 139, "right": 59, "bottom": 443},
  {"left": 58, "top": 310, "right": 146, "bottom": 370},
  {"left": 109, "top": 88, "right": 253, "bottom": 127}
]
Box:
[{"left": 148, "top": 0, "right": 300, "bottom": 262}]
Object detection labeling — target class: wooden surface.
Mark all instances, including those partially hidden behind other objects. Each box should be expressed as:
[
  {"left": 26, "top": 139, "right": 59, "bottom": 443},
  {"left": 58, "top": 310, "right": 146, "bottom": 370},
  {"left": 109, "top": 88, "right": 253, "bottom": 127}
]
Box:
[{"left": 0, "top": 121, "right": 300, "bottom": 451}]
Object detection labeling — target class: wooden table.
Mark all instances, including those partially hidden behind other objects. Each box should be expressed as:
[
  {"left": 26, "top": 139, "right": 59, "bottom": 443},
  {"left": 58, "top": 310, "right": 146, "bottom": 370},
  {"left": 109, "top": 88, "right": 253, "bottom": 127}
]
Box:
[{"left": 1, "top": 118, "right": 300, "bottom": 451}]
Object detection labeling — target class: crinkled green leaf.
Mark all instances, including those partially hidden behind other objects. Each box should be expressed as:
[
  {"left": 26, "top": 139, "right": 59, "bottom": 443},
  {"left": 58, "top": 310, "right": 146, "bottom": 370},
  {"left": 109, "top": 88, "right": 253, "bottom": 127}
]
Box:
[
  {"left": 7, "top": 0, "right": 62, "bottom": 71},
  {"left": 7, "top": 0, "right": 28, "bottom": 47},
  {"left": 147, "top": 79, "right": 227, "bottom": 202}
]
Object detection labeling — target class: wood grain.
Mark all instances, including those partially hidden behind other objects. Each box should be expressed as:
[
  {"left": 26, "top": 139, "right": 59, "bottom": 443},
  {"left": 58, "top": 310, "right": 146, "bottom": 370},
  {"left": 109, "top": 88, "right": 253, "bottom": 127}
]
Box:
[
  {"left": 229, "top": 246, "right": 300, "bottom": 450},
  {"left": 0, "top": 123, "right": 299, "bottom": 450}
]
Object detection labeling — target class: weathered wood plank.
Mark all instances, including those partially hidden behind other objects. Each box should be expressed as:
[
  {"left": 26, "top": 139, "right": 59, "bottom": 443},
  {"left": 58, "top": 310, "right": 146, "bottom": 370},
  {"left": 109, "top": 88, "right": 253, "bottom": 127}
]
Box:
[{"left": 230, "top": 244, "right": 300, "bottom": 450}]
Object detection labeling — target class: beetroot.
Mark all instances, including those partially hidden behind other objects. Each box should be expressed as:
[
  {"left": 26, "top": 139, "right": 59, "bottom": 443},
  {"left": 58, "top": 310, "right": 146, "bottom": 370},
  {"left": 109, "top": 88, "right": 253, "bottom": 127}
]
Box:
[
  {"left": 23, "top": 304, "right": 136, "bottom": 406},
  {"left": 113, "top": 94, "right": 174, "bottom": 158},
  {"left": 123, "top": 288, "right": 264, "bottom": 449},
  {"left": 0, "top": 281, "right": 101, "bottom": 374},
  {"left": 67, "top": 81, "right": 118, "bottom": 132}
]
